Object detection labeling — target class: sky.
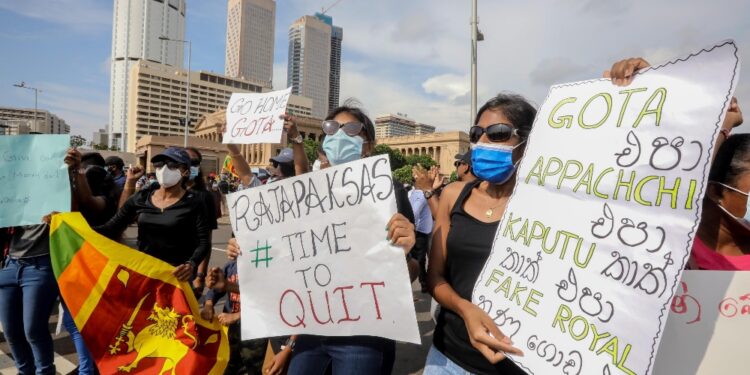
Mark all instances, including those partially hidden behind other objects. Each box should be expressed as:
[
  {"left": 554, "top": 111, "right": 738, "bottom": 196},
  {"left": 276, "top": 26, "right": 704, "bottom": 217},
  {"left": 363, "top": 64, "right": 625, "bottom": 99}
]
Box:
[{"left": 0, "top": 0, "right": 748, "bottom": 141}]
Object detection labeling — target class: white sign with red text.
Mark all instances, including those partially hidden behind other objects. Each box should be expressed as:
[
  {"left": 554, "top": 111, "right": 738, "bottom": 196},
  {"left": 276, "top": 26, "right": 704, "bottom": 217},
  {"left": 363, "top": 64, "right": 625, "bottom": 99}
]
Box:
[
  {"left": 223, "top": 87, "right": 292, "bottom": 144},
  {"left": 227, "top": 155, "right": 421, "bottom": 344},
  {"left": 654, "top": 271, "right": 750, "bottom": 374}
]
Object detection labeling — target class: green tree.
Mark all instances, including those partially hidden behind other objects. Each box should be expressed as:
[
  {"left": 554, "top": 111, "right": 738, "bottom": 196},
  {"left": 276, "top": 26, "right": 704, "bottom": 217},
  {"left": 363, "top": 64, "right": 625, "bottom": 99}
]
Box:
[
  {"left": 392, "top": 165, "right": 414, "bottom": 185},
  {"left": 450, "top": 171, "right": 458, "bottom": 182},
  {"left": 109, "top": 145, "right": 120, "bottom": 151},
  {"left": 70, "top": 135, "right": 86, "bottom": 148},
  {"left": 405, "top": 154, "right": 437, "bottom": 169},
  {"left": 303, "top": 138, "right": 320, "bottom": 166},
  {"left": 372, "top": 144, "right": 406, "bottom": 171}
]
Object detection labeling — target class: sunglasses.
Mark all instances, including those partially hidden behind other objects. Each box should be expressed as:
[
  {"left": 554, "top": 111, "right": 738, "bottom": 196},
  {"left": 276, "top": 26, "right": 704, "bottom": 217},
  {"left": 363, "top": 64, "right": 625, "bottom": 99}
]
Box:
[
  {"left": 322, "top": 120, "right": 364, "bottom": 137},
  {"left": 454, "top": 161, "right": 466, "bottom": 168},
  {"left": 153, "top": 160, "right": 181, "bottom": 170},
  {"left": 190, "top": 158, "right": 201, "bottom": 167},
  {"left": 469, "top": 123, "right": 523, "bottom": 143}
]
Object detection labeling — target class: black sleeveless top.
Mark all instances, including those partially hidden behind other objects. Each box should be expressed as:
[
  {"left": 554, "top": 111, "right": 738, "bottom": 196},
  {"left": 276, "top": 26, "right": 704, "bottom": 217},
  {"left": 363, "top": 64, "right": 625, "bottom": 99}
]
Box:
[{"left": 433, "top": 181, "right": 526, "bottom": 374}]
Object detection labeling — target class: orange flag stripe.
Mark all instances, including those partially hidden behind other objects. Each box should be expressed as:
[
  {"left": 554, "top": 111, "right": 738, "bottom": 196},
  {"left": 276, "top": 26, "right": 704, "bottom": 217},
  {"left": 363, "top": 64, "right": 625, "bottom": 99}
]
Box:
[{"left": 58, "top": 241, "right": 109, "bottom": 317}]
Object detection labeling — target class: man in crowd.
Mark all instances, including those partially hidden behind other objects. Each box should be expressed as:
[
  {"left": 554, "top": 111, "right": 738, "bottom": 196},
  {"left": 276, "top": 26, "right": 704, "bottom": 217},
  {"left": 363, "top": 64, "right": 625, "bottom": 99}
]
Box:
[{"left": 105, "top": 155, "right": 126, "bottom": 190}]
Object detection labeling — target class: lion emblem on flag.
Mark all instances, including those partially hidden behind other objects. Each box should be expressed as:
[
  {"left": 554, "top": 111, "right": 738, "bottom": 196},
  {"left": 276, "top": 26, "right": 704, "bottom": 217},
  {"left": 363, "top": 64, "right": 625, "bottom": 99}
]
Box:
[{"left": 109, "top": 294, "right": 200, "bottom": 374}]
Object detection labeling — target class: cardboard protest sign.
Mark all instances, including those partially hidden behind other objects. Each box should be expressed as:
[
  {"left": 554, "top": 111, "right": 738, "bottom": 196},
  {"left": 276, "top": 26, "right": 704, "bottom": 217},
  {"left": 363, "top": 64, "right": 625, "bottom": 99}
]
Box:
[
  {"left": 227, "top": 155, "right": 421, "bottom": 344},
  {"left": 223, "top": 87, "right": 292, "bottom": 144},
  {"left": 472, "top": 41, "right": 739, "bottom": 375},
  {"left": 654, "top": 271, "right": 749, "bottom": 374},
  {"left": 0, "top": 134, "right": 70, "bottom": 228}
]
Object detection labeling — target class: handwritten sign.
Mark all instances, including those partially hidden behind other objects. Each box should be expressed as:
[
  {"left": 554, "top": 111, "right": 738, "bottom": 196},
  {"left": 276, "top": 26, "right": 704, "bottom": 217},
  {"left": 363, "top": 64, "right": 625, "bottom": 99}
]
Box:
[
  {"left": 227, "top": 155, "right": 421, "bottom": 344},
  {"left": 654, "top": 271, "right": 749, "bottom": 374},
  {"left": 223, "top": 87, "right": 292, "bottom": 144},
  {"left": 472, "top": 41, "right": 740, "bottom": 375},
  {"left": 0, "top": 134, "right": 71, "bottom": 228}
]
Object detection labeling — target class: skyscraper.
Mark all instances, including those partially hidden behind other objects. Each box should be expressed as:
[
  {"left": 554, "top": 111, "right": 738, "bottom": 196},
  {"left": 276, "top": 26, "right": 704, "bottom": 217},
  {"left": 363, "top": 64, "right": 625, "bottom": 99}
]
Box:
[
  {"left": 108, "top": 0, "right": 186, "bottom": 151},
  {"left": 225, "top": 0, "right": 275, "bottom": 86},
  {"left": 314, "top": 12, "right": 343, "bottom": 112},
  {"left": 287, "top": 15, "right": 331, "bottom": 119}
]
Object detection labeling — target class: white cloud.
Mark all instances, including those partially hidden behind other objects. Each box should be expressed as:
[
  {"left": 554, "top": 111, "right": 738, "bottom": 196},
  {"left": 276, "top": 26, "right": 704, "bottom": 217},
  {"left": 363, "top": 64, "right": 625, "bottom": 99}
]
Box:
[{"left": 422, "top": 74, "right": 470, "bottom": 102}]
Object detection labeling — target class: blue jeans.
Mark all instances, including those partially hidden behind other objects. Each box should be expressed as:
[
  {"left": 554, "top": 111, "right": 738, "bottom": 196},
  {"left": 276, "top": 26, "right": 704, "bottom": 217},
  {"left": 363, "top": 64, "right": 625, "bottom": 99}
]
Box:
[
  {"left": 287, "top": 335, "right": 395, "bottom": 375},
  {"left": 0, "top": 257, "right": 59, "bottom": 375},
  {"left": 423, "top": 346, "right": 475, "bottom": 375},
  {"left": 62, "top": 303, "right": 97, "bottom": 374}
]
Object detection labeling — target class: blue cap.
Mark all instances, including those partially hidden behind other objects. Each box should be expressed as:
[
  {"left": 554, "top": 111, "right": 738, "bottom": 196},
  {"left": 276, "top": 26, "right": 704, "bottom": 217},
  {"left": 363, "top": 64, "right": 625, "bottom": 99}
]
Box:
[
  {"left": 151, "top": 147, "right": 191, "bottom": 166},
  {"left": 270, "top": 148, "right": 294, "bottom": 164}
]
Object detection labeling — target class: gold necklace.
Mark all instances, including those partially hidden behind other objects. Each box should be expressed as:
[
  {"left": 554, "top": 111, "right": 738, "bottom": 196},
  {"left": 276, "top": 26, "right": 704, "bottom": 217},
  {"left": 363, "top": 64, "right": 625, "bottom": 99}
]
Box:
[{"left": 485, "top": 202, "right": 505, "bottom": 218}]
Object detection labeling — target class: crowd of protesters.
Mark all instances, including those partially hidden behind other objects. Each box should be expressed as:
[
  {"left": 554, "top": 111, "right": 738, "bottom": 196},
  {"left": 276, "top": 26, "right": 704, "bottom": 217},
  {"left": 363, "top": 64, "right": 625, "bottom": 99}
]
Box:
[{"left": 0, "top": 55, "right": 746, "bottom": 375}]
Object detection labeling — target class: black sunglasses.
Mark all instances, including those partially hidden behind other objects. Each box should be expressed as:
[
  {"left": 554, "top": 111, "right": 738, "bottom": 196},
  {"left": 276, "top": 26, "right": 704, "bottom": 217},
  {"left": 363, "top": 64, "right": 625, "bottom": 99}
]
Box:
[
  {"left": 454, "top": 160, "right": 466, "bottom": 168},
  {"left": 153, "top": 160, "right": 180, "bottom": 170},
  {"left": 190, "top": 158, "right": 201, "bottom": 167},
  {"left": 322, "top": 120, "right": 364, "bottom": 137},
  {"left": 469, "top": 124, "right": 523, "bottom": 143}
]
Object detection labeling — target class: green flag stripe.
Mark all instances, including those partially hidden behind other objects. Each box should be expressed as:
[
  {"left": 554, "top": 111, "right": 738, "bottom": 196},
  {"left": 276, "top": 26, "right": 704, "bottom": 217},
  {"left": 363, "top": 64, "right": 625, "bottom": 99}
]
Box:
[{"left": 50, "top": 221, "right": 85, "bottom": 279}]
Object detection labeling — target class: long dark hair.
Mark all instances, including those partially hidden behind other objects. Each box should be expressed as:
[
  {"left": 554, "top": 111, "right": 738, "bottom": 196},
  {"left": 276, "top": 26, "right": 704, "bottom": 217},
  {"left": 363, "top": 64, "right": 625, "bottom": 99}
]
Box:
[
  {"left": 185, "top": 147, "right": 208, "bottom": 191},
  {"left": 475, "top": 93, "right": 537, "bottom": 138},
  {"left": 709, "top": 134, "right": 750, "bottom": 186}
]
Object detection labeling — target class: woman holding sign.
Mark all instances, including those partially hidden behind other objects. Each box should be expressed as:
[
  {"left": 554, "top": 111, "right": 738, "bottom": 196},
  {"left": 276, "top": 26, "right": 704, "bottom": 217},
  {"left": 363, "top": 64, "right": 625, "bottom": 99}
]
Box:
[
  {"left": 426, "top": 93, "right": 534, "bottom": 374},
  {"left": 225, "top": 103, "right": 417, "bottom": 375}
]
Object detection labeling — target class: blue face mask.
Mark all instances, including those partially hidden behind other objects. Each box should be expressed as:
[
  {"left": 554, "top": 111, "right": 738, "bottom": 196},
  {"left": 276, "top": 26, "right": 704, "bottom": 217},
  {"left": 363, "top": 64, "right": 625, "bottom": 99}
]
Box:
[
  {"left": 189, "top": 166, "right": 200, "bottom": 181},
  {"left": 471, "top": 141, "right": 524, "bottom": 184},
  {"left": 322, "top": 129, "right": 364, "bottom": 166}
]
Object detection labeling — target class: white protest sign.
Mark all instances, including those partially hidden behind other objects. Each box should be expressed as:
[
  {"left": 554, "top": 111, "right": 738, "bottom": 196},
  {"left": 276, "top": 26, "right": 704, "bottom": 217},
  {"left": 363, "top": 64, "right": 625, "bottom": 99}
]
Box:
[
  {"left": 472, "top": 41, "right": 739, "bottom": 375},
  {"left": 654, "top": 271, "right": 749, "bottom": 374},
  {"left": 223, "top": 87, "right": 292, "bottom": 144},
  {"left": 227, "top": 155, "right": 421, "bottom": 344}
]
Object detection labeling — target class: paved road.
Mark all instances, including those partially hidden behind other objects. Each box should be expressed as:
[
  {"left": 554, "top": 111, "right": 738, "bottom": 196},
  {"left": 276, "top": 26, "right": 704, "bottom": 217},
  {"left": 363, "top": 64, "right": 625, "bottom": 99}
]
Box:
[{"left": 0, "top": 220, "right": 435, "bottom": 374}]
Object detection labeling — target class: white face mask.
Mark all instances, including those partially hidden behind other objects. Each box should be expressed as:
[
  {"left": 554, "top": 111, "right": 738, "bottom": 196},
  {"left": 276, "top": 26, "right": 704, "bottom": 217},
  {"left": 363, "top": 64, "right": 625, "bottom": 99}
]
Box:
[{"left": 156, "top": 165, "right": 183, "bottom": 188}]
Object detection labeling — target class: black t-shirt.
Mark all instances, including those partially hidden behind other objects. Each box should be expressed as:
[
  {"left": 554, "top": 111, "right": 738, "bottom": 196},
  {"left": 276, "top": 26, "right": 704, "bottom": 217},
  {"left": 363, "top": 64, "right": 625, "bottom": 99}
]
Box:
[
  {"left": 94, "top": 188, "right": 211, "bottom": 267},
  {"left": 433, "top": 181, "right": 526, "bottom": 375},
  {"left": 8, "top": 224, "right": 50, "bottom": 259},
  {"left": 192, "top": 188, "right": 218, "bottom": 230}
]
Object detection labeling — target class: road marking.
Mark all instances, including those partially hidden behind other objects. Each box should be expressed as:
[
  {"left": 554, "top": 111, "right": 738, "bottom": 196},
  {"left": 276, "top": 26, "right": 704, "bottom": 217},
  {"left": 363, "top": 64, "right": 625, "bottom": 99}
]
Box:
[{"left": 0, "top": 346, "right": 77, "bottom": 375}]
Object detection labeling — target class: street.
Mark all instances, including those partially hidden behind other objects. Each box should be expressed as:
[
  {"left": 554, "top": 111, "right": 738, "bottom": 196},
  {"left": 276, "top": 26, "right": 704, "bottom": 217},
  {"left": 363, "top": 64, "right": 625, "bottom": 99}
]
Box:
[{"left": 0, "top": 219, "right": 435, "bottom": 375}]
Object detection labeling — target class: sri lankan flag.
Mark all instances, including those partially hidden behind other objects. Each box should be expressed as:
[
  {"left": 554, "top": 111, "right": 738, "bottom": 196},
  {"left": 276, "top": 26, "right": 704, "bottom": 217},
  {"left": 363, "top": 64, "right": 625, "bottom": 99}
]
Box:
[
  {"left": 222, "top": 155, "right": 238, "bottom": 178},
  {"left": 49, "top": 212, "right": 229, "bottom": 374}
]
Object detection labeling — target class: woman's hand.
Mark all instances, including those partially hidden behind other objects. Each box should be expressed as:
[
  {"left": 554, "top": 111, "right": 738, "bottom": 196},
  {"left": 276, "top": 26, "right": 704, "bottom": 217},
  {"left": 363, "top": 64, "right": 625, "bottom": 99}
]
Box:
[
  {"left": 280, "top": 114, "right": 300, "bottom": 140},
  {"left": 64, "top": 148, "right": 82, "bottom": 170},
  {"left": 387, "top": 213, "right": 416, "bottom": 254},
  {"left": 201, "top": 302, "right": 215, "bottom": 321},
  {"left": 459, "top": 300, "right": 523, "bottom": 364},
  {"left": 724, "top": 96, "right": 743, "bottom": 129},
  {"left": 604, "top": 57, "right": 650, "bottom": 86},
  {"left": 172, "top": 262, "right": 194, "bottom": 281},
  {"left": 430, "top": 166, "right": 443, "bottom": 190},
  {"left": 126, "top": 165, "right": 144, "bottom": 183},
  {"left": 412, "top": 165, "right": 433, "bottom": 191},
  {"left": 41, "top": 211, "right": 60, "bottom": 224},
  {"left": 227, "top": 238, "right": 241, "bottom": 260},
  {"left": 206, "top": 267, "right": 226, "bottom": 292},
  {"left": 266, "top": 346, "right": 292, "bottom": 375},
  {"left": 217, "top": 312, "right": 240, "bottom": 326}
]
